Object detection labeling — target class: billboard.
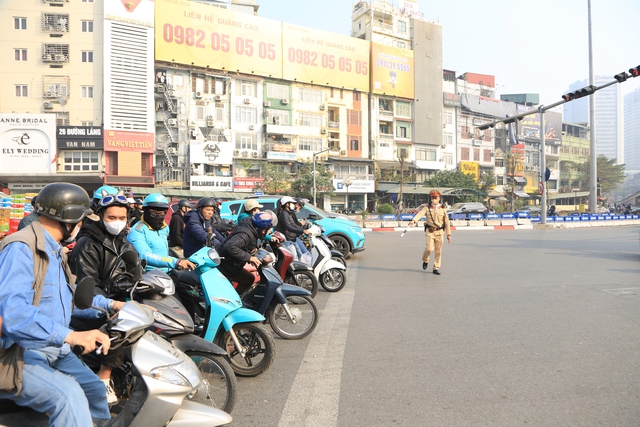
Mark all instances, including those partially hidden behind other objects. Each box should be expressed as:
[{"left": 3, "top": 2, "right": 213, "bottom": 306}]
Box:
[
  {"left": 104, "top": 130, "right": 154, "bottom": 153},
  {"left": 459, "top": 161, "right": 479, "bottom": 181},
  {"left": 190, "top": 140, "right": 233, "bottom": 165},
  {"left": 0, "top": 114, "right": 56, "bottom": 174},
  {"left": 517, "top": 105, "right": 562, "bottom": 146},
  {"left": 155, "top": 0, "right": 283, "bottom": 78},
  {"left": 57, "top": 126, "right": 103, "bottom": 150},
  {"left": 281, "top": 24, "right": 370, "bottom": 92},
  {"left": 371, "top": 43, "right": 414, "bottom": 99}
]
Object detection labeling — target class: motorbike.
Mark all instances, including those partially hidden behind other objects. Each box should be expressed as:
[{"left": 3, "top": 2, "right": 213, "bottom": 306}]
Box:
[
  {"left": 302, "top": 224, "right": 348, "bottom": 292},
  {"left": 240, "top": 248, "right": 319, "bottom": 340},
  {"left": 171, "top": 246, "right": 276, "bottom": 377},
  {"left": 0, "top": 277, "right": 233, "bottom": 427},
  {"left": 275, "top": 236, "right": 319, "bottom": 298}
]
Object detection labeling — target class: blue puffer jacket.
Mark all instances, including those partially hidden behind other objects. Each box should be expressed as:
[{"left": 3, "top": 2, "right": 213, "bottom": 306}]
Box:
[
  {"left": 183, "top": 210, "right": 224, "bottom": 258},
  {"left": 127, "top": 216, "right": 178, "bottom": 272}
]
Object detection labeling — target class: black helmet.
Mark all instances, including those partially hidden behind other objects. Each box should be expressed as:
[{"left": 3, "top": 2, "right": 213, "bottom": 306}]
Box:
[
  {"left": 295, "top": 198, "right": 307, "bottom": 208},
  {"left": 197, "top": 197, "right": 216, "bottom": 209},
  {"left": 177, "top": 199, "right": 193, "bottom": 209},
  {"left": 213, "top": 197, "right": 223, "bottom": 205},
  {"left": 134, "top": 198, "right": 143, "bottom": 205},
  {"left": 30, "top": 195, "right": 37, "bottom": 208},
  {"left": 36, "top": 183, "right": 93, "bottom": 224}
]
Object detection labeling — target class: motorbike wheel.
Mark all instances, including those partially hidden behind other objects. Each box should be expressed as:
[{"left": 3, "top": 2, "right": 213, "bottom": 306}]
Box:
[
  {"left": 320, "top": 268, "right": 346, "bottom": 292},
  {"left": 287, "top": 271, "right": 318, "bottom": 298},
  {"left": 269, "top": 296, "right": 318, "bottom": 340},
  {"left": 332, "top": 256, "right": 347, "bottom": 269},
  {"left": 217, "top": 323, "right": 276, "bottom": 377},
  {"left": 185, "top": 351, "right": 238, "bottom": 414}
]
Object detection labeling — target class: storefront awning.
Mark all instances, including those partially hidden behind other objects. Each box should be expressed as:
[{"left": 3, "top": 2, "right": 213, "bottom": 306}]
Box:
[
  {"left": 513, "top": 177, "right": 527, "bottom": 184},
  {"left": 514, "top": 191, "right": 530, "bottom": 198},
  {"left": 121, "top": 186, "right": 239, "bottom": 200}
]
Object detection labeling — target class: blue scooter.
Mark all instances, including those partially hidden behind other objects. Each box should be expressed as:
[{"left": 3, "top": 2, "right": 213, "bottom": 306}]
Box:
[{"left": 171, "top": 246, "right": 276, "bottom": 377}]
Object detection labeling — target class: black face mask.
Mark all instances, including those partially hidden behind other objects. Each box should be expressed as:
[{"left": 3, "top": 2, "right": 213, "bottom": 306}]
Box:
[{"left": 144, "top": 214, "right": 165, "bottom": 230}]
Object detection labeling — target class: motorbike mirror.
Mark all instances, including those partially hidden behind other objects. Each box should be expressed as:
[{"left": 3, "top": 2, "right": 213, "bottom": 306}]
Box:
[
  {"left": 121, "top": 249, "right": 142, "bottom": 282},
  {"left": 74, "top": 276, "right": 99, "bottom": 310},
  {"left": 307, "top": 213, "right": 319, "bottom": 220}
]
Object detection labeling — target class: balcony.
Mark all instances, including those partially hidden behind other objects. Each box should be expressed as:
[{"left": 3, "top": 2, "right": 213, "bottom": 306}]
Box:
[
  {"left": 155, "top": 166, "right": 190, "bottom": 188},
  {"left": 42, "top": 14, "right": 69, "bottom": 33},
  {"left": 42, "top": 44, "right": 69, "bottom": 63},
  {"left": 328, "top": 121, "right": 339, "bottom": 129},
  {"left": 265, "top": 123, "right": 298, "bottom": 136}
]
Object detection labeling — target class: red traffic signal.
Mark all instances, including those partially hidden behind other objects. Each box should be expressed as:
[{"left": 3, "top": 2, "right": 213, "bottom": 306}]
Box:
[
  {"left": 562, "top": 85, "right": 596, "bottom": 101},
  {"left": 630, "top": 66, "right": 640, "bottom": 77}
]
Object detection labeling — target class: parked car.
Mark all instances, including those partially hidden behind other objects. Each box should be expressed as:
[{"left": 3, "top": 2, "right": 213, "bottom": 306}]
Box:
[
  {"left": 407, "top": 204, "right": 427, "bottom": 216},
  {"left": 220, "top": 197, "right": 366, "bottom": 257},
  {"left": 517, "top": 206, "right": 542, "bottom": 217},
  {"left": 447, "top": 202, "right": 488, "bottom": 219}
]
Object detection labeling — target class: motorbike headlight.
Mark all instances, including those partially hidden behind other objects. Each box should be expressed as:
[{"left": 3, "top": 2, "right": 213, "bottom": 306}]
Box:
[{"left": 150, "top": 358, "right": 201, "bottom": 388}]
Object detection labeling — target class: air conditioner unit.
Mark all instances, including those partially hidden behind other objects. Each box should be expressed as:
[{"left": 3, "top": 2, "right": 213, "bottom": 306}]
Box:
[
  {"left": 54, "top": 54, "right": 66, "bottom": 61},
  {"left": 249, "top": 124, "right": 255, "bottom": 131},
  {"left": 233, "top": 149, "right": 240, "bottom": 156},
  {"left": 340, "top": 149, "right": 346, "bottom": 155},
  {"left": 191, "top": 130, "right": 198, "bottom": 138},
  {"left": 43, "top": 102, "right": 53, "bottom": 110},
  {"left": 207, "top": 120, "right": 215, "bottom": 126},
  {"left": 273, "top": 116, "right": 281, "bottom": 125},
  {"left": 167, "top": 119, "right": 177, "bottom": 126},
  {"left": 251, "top": 151, "right": 259, "bottom": 158},
  {"left": 195, "top": 91, "right": 203, "bottom": 98},
  {"left": 166, "top": 148, "right": 176, "bottom": 154},
  {"left": 242, "top": 151, "right": 249, "bottom": 157},
  {"left": 281, "top": 98, "right": 289, "bottom": 105},
  {"left": 168, "top": 85, "right": 174, "bottom": 90},
  {"left": 320, "top": 128, "right": 327, "bottom": 134},
  {"left": 44, "top": 91, "right": 54, "bottom": 98},
  {"left": 214, "top": 95, "right": 222, "bottom": 101},
  {"left": 264, "top": 101, "right": 271, "bottom": 107},
  {"left": 319, "top": 104, "right": 326, "bottom": 110},
  {"left": 244, "top": 98, "right": 251, "bottom": 104},
  {"left": 441, "top": 143, "right": 447, "bottom": 148}
]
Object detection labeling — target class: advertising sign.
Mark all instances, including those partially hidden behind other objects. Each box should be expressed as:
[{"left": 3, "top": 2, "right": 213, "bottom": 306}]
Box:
[
  {"left": 156, "top": 0, "right": 282, "bottom": 78},
  {"left": 371, "top": 43, "right": 414, "bottom": 99},
  {"left": 189, "top": 140, "right": 233, "bottom": 165},
  {"left": 234, "top": 177, "right": 264, "bottom": 192},
  {"left": 333, "top": 179, "right": 375, "bottom": 193},
  {"left": 104, "top": 0, "right": 154, "bottom": 27},
  {"left": 190, "top": 176, "right": 233, "bottom": 192},
  {"left": 0, "top": 114, "right": 56, "bottom": 174},
  {"left": 104, "top": 130, "right": 154, "bottom": 153},
  {"left": 459, "top": 161, "right": 479, "bottom": 181},
  {"left": 282, "top": 23, "right": 370, "bottom": 92},
  {"left": 399, "top": 0, "right": 420, "bottom": 16},
  {"left": 517, "top": 105, "right": 562, "bottom": 146},
  {"left": 57, "top": 126, "right": 104, "bottom": 150},
  {"left": 266, "top": 151, "right": 297, "bottom": 161}
]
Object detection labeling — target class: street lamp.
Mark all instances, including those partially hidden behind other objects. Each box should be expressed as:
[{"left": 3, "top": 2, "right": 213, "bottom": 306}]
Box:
[
  {"left": 343, "top": 177, "right": 352, "bottom": 213},
  {"left": 312, "top": 148, "right": 330, "bottom": 206}
]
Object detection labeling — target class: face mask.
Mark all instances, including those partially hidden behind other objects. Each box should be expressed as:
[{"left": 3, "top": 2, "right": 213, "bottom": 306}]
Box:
[
  {"left": 104, "top": 219, "right": 127, "bottom": 236},
  {"left": 145, "top": 215, "right": 164, "bottom": 231},
  {"left": 63, "top": 223, "right": 81, "bottom": 243}
]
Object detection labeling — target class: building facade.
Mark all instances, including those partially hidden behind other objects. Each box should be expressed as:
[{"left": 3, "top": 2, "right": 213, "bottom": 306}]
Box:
[{"left": 623, "top": 87, "right": 640, "bottom": 173}]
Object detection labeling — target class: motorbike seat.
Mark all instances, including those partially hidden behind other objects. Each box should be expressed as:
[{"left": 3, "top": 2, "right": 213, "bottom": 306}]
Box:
[{"left": 170, "top": 269, "right": 200, "bottom": 287}]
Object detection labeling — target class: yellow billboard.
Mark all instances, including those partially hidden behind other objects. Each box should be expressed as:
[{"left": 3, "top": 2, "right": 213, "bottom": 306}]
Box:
[
  {"left": 155, "top": 0, "right": 283, "bottom": 77},
  {"left": 459, "top": 161, "right": 479, "bottom": 181},
  {"left": 281, "top": 23, "right": 370, "bottom": 92},
  {"left": 371, "top": 43, "right": 414, "bottom": 99}
]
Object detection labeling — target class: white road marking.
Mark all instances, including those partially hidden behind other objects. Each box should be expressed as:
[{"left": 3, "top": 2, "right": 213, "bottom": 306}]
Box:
[{"left": 277, "top": 265, "right": 357, "bottom": 427}]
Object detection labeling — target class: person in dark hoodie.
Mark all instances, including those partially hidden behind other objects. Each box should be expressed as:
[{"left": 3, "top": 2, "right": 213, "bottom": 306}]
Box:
[
  {"left": 69, "top": 193, "right": 132, "bottom": 405},
  {"left": 169, "top": 199, "right": 193, "bottom": 258},
  {"left": 183, "top": 197, "right": 224, "bottom": 258},
  {"left": 217, "top": 211, "right": 274, "bottom": 295},
  {"left": 275, "top": 196, "right": 311, "bottom": 258}
]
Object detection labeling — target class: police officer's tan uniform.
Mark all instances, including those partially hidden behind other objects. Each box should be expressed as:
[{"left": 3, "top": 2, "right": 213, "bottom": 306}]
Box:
[{"left": 408, "top": 192, "right": 451, "bottom": 274}]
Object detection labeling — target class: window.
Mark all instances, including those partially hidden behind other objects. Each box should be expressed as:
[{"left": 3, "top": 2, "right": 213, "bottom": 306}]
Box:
[
  {"left": 81, "top": 51, "right": 94, "bottom": 63},
  {"left": 81, "top": 86, "right": 94, "bottom": 98},
  {"left": 267, "top": 109, "right": 290, "bottom": 125},
  {"left": 235, "top": 133, "right": 257, "bottom": 150},
  {"left": 354, "top": 91, "right": 360, "bottom": 101},
  {"left": 442, "top": 153, "right": 453, "bottom": 166},
  {"left": 396, "top": 101, "right": 411, "bottom": 117},
  {"left": 63, "top": 151, "right": 100, "bottom": 172},
  {"left": 14, "top": 17, "right": 27, "bottom": 30},
  {"left": 495, "top": 158, "right": 504, "bottom": 167},
  {"left": 443, "top": 113, "right": 453, "bottom": 125},
  {"left": 299, "top": 88, "right": 322, "bottom": 103},
  {"left": 347, "top": 110, "right": 361, "bottom": 126},
  {"left": 15, "top": 85, "right": 28, "bottom": 97},
  {"left": 14, "top": 49, "right": 27, "bottom": 61},
  {"left": 239, "top": 80, "right": 256, "bottom": 97},
  {"left": 266, "top": 83, "right": 288, "bottom": 100},
  {"left": 56, "top": 112, "right": 69, "bottom": 126},
  {"left": 379, "top": 99, "right": 392, "bottom": 111},
  {"left": 299, "top": 113, "right": 322, "bottom": 127},
  {"left": 397, "top": 147, "right": 408, "bottom": 159},
  {"left": 473, "top": 148, "right": 480, "bottom": 161},
  {"left": 415, "top": 148, "right": 436, "bottom": 161},
  {"left": 460, "top": 147, "right": 470, "bottom": 161},
  {"left": 483, "top": 129, "right": 492, "bottom": 141},
  {"left": 461, "top": 125, "right": 470, "bottom": 138},
  {"left": 82, "top": 0, "right": 94, "bottom": 2},
  {"left": 444, "top": 133, "right": 453, "bottom": 145},
  {"left": 81, "top": 121, "right": 94, "bottom": 126},
  {"left": 379, "top": 121, "right": 392, "bottom": 135},
  {"left": 398, "top": 20, "right": 407, "bottom": 32},
  {"left": 396, "top": 41, "right": 406, "bottom": 48},
  {"left": 396, "top": 121, "right": 411, "bottom": 139},
  {"left": 235, "top": 106, "right": 257, "bottom": 124},
  {"left": 349, "top": 136, "right": 361, "bottom": 151},
  {"left": 298, "top": 137, "right": 323, "bottom": 152},
  {"left": 82, "top": 20, "right": 94, "bottom": 32},
  {"left": 483, "top": 149, "right": 492, "bottom": 162}
]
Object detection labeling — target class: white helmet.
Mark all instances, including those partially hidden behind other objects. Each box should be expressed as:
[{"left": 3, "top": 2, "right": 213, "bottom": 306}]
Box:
[{"left": 279, "top": 196, "right": 296, "bottom": 206}]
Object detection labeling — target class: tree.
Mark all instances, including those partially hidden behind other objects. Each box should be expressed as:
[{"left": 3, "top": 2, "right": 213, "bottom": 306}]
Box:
[
  {"left": 256, "top": 163, "right": 291, "bottom": 195},
  {"left": 477, "top": 171, "right": 496, "bottom": 194},
  {"left": 422, "top": 170, "right": 477, "bottom": 189},
  {"left": 290, "top": 160, "right": 335, "bottom": 201},
  {"left": 577, "top": 155, "right": 625, "bottom": 195}
]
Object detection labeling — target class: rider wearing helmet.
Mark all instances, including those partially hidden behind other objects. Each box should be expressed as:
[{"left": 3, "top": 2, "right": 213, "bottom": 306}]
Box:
[
  {"left": 183, "top": 197, "right": 224, "bottom": 258},
  {"left": 237, "top": 199, "right": 263, "bottom": 223},
  {"left": 127, "top": 197, "right": 142, "bottom": 225},
  {"left": 0, "top": 183, "right": 112, "bottom": 426},
  {"left": 276, "top": 196, "right": 311, "bottom": 258},
  {"left": 127, "top": 193, "right": 195, "bottom": 273},
  {"left": 217, "top": 211, "right": 274, "bottom": 295},
  {"left": 90, "top": 185, "right": 119, "bottom": 213},
  {"left": 169, "top": 199, "right": 193, "bottom": 258}
]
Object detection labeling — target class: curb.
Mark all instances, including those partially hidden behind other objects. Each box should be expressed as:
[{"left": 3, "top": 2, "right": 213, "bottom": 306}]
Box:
[{"left": 365, "top": 225, "right": 533, "bottom": 232}]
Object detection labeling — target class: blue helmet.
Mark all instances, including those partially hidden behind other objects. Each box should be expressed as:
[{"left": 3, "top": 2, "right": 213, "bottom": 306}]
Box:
[
  {"left": 251, "top": 212, "right": 273, "bottom": 231},
  {"left": 142, "top": 193, "right": 169, "bottom": 209},
  {"left": 93, "top": 185, "right": 119, "bottom": 200}
]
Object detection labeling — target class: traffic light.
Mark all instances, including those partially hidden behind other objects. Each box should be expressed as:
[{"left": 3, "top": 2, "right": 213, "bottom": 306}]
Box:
[
  {"left": 630, "top": 65, "right": 640, "bottom": 77},
  {"left": 561, "top": 85, "right": 596, "bottom": 101},
  {"left": 614, "top": 72, "right": 628, "bottom": 83}
]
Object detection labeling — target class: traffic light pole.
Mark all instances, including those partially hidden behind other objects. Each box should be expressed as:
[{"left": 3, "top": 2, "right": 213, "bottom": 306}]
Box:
[
  {"left": 539, "top": 107, "right": 547, "bottom": 224},
  {"left": 587, "top": 0, "right": 597, "bottom": 214}
]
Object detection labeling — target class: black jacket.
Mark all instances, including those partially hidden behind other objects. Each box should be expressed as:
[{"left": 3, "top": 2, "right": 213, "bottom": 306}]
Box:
[
  {"left": 70, "top": 220, "right": 138, "bottom": 296},
  {"left": 168, "top": 210, "right": 186, "bottom": 247},
  {"left": 217, "top": 217, "right": 260, "bottom": 273},
  {"left": 129, "top": 209, "right": 142, "bottom": 226},
  {"left": 276, "top": 209, "right": 305, "bottom": 242}
]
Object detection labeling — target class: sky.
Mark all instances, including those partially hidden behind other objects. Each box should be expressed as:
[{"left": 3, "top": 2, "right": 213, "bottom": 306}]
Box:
[{"left": 258, "top": 0, "right": 640, "bottom": 110}]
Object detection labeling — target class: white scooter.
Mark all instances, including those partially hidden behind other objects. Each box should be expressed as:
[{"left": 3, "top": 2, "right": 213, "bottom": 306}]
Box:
[
  {"left": 0, "top": 277, "right": 233, "bottom": 427},
  {"left": 304, "top": 224, "right": 347, "bottom": 292}
]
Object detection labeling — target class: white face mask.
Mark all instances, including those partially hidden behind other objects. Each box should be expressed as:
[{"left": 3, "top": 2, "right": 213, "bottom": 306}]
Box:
[
  {"left": 63, "top": 223, "right": 81, "bottom": 243},
  {"left": 104, "top": 219, "right": 127, "bottom": 236}
]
